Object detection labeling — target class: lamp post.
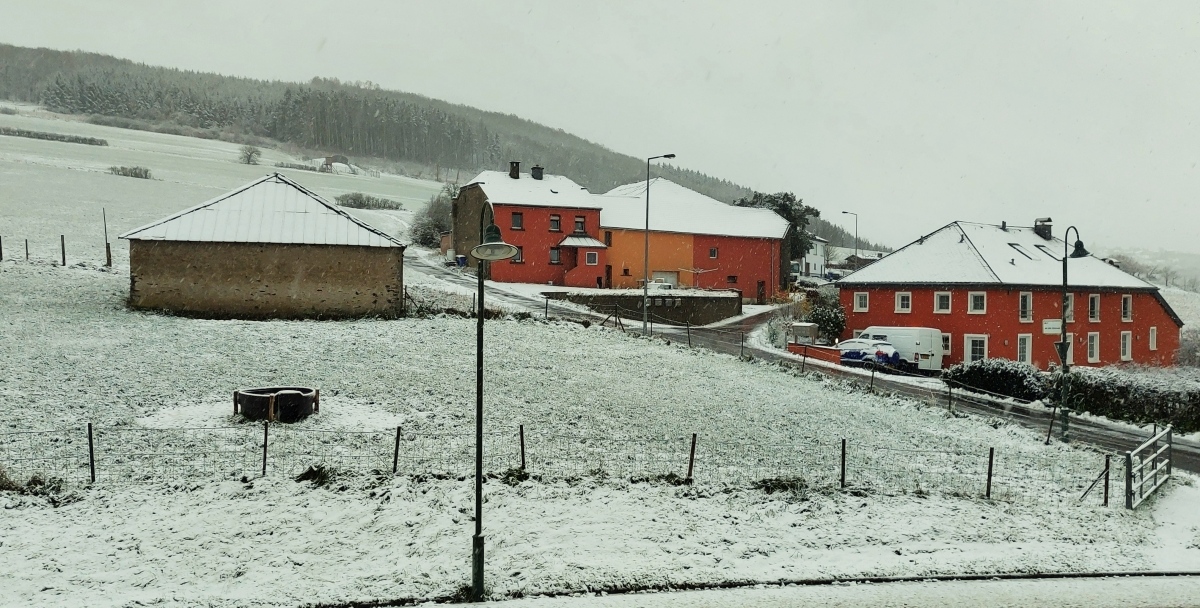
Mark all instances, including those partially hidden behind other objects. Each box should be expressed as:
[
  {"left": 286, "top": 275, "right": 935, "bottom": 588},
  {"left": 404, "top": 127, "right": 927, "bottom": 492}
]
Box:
[
  {"left": 468, "top": 208, "right": 518, "bottom": 602},
  {"left": 841, "top": 211, "right": 858, "bottom": 269},
  {"left": 643, "top": 153, "right": 676, "bottom": 336},
  {"left": 1047, "top": 226, "right": 1089, "bottom": 445}
]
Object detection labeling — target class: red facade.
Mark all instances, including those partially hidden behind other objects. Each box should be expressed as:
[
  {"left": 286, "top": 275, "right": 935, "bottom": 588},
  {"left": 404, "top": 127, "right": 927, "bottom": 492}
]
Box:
[
  {"left": 839, "top": 286, "right": 1180, "bottom": 369},
  {"left": 489, "top": 203, "right": 607, "bottom": 288},
  {"left": 691, "top": 234, "right": 785, "bottom": 299}
]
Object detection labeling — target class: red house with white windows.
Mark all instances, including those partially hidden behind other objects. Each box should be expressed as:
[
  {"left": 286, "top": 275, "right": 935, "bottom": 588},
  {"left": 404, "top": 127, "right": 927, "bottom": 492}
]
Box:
[
  {"left": 451, "top": 163, "right": 608, "bottom": 288},
  {"left": 836, "top": 220, "right": 1184, "bottom": 369}
]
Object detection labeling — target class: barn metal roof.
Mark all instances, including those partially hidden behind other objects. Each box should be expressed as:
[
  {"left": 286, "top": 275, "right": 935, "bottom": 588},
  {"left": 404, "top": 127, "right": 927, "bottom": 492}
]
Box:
[
  {"left": 601, "top": 178, "right": 791, "bottom": 239},
  {"left": 558, "top": 235, "right": 608, "bottom": 248},
  {"left": 464, "top": 170, "right": 601, "bottom": 209},
  {"left": 118, "top": 173, "right": 405, "bottom": 247}
]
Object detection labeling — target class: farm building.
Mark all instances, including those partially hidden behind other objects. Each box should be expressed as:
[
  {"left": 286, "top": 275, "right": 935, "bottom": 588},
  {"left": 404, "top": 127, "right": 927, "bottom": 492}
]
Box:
[
  {"left": 118, "top": 173, "right": 406, "bottom": 318},
  {"left": 601, "top": 178, "right": 791, "bottom": 301},
  {"left": 836, "top": 219, "right": 1183, "bottom": 369}
]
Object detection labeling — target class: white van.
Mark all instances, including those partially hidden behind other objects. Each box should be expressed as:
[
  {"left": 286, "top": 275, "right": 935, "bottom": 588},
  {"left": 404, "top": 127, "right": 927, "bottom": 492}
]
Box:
[{"left": 855, "top": 326, "right": 944, "bottom": 373}]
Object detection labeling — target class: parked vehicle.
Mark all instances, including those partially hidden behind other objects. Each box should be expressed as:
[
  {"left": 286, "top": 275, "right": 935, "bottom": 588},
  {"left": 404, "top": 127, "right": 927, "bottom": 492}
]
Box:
[
  {"left": 854, "top": 326, "right": 944, "bottom": 374},
  {"left": 835, "top": 338, "right": 899, "bottom": 368}
]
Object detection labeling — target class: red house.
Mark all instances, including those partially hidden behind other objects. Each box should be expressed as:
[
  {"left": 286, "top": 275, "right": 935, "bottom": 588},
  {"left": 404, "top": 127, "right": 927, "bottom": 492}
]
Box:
[
  {"left": 452, "top": 163, "right": 607, "bottom": 288},
  {"left": 837, "top": 220, "right": 1183, "bottom": 369}
]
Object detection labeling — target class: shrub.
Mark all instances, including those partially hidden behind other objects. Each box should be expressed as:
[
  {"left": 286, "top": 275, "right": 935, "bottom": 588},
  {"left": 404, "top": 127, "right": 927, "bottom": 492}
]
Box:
[
  {"left": 239, "top": 145, "right": 262, "bottom": 165},
  {"left": 942, "top": 358, "right": 1049, "bottom": 402},
  {"left": 295, "top": 464, "right": 334, "bottom": 486},
  {"left": 0, "top": 107, "right": 17, "bottom": 115},
  {"left": 275, "top": 162, "right": 319, "bottom": 172},
  {"left": 334, "top": 192, "right": 403, "bottom": 210},
  {"left": 1050, "top": 366, "right": 1200, "bottom": 432},
  {"left": 1180, "top": 329, "right": 1200, "bottom": 367},
  {"left": 809, "top": 302, "right": 846, "bottom": 343},
  {"left": 108, "top": 166, "right": 152, "bottom": 179},
  {"left": 0, "top": 126, "right": 106, "bottom": 145},
  {"left": 410, "top": 183, "right": 456, "bottom": 248}
]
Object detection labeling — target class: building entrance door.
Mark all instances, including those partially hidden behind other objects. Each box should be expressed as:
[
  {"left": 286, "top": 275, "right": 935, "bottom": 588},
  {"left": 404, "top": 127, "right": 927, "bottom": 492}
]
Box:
[
  {"left": 604, "top": 265, "right": 612, "bottom": 288},
  {"left": 757, "top": 280, "right": 766, "bottom": 304}
]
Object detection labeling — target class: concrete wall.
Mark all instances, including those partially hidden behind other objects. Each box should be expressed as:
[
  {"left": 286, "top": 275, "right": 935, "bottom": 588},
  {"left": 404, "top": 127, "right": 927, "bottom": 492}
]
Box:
[
  {"left": 128, "top": 240, "right": 404, "bottom": 318},
  {"left": 546, "top": 291, "right": 741, "bottom": 326}
]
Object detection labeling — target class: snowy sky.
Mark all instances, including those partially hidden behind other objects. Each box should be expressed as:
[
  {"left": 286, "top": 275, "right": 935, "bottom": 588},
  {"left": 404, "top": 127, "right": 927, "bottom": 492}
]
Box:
[{"left": 4, "top": 1, "right": 1200, "bottom": 253}]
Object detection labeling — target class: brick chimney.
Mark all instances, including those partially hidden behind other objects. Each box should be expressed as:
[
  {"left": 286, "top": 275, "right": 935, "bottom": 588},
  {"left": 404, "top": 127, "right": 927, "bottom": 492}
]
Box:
[
  {"left": 509, "top": 161, "right": 520, "bottom": 179},
  {"left": 531, "top": 165, "right": 544, "bottom": 180},
  {"left": 1033, "top": 217, "right": 1053, "bottom": 240}
]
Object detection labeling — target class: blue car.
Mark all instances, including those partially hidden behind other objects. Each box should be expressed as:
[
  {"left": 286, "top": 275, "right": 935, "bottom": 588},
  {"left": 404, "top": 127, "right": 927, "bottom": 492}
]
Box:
[{"left": 835, "top": 338, "right": 900, "bottom": 369}]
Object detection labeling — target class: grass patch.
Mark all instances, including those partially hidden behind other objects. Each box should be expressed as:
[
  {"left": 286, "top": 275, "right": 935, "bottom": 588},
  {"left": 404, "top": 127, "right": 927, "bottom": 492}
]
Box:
[
  {"left": 629, "top": 471, "right": 691, "bottom": 486},
  {"left": 751, "top": 476, "right": 809, "bottom": 494},
  {"left": 0, "top": 107, "right": 17, "bottom": 115},
  {"left": 499, "top": 467, "right": 530, "bottom": 486},
  {"left": 295, "top": 464, "right": 334, "bottom": 487},
  {"left": 109, "top": 166, "right": 152, "bottom": 179},
  {"left": 335, "top": 192, "right": 403, "bottom": 210},
  {"left": 275, "top": 162, "right": 320, "bottom": 173},
  {"left": 0, "top": 126, "right": 107, "bottom": 146}
]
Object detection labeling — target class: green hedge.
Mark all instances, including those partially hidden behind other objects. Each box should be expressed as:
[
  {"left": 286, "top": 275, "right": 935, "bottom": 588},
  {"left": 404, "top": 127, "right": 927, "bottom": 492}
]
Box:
[
  {"left": 942, "top": 358, "right": 1049, "bottom": 402},
  {"left": 1051, "top": 367, "right": 1200, "bottom": 433}
]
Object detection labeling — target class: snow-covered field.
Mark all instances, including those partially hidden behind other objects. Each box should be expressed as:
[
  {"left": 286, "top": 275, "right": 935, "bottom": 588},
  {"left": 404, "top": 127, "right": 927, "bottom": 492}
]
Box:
[{"left": 1161, "top": 285, "right": 1200, "bottom": 328}]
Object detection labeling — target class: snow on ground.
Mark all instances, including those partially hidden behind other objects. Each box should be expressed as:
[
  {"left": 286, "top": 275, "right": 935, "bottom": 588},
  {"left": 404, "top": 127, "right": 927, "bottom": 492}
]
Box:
[{"left": 1160, "top": 285, "right": 1200, "bottom": 328}]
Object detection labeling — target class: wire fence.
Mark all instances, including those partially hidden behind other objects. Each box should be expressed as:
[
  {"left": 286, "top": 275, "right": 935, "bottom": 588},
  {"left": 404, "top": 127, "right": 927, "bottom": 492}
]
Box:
[{"left": 0, "top": 423, "right": 1122, "bottom": 507}]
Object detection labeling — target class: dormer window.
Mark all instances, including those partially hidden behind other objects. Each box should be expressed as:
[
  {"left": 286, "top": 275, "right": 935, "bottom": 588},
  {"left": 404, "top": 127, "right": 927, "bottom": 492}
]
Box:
[{"left": 574, "top": 216, "right": 586, "bottom": 234}]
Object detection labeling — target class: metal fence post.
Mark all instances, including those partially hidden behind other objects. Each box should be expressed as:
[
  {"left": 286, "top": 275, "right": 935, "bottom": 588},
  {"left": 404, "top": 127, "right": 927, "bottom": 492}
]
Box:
[
  {"left": 25, "top": 239, "right": 29, "bottom": 261},
  {"left": 1125, "top": 452, "right": 1134, "bottom": 509},
  {"left": 740, "top": 332, "right": 744, "bottom": 357},
  {"left": 261, "top": 421, "right": 269, "bottom": 477},
  {"left": 60, "top": 234, "right": 66, "bottom": 266},
  {"left": 1167, "top": 428, "right": 1173, "bottom": 477},
  {"left": 985, "top": 447, "right": 994, "bottom": 499},
  {"left": 686, "top": 321, "right": 692, "bottom": 348},
  {"left": 0, "top": 235, "right": 3, "bottom": 262},
  {"left": 870, "top": 365, "right": 876, "bottom": 390},
  {"left": 519, "top": 424, "right": 526, "bottom": 470},
  {"left": 1103, "top": 454, "right": 1110, "bottom": 507},
  {"left": 840, "top": 438, "right": 847, "bottom": 489},
  {"left": 686, "top": 433, "right": 697, "bottom": 482},
  {"left": 544, "top": 298, "right": 549, "bottom": 319},
  {"left": 393, "top": 426, "right": 402, "bottom": 474},
  {"left": 233, "top": 390, "right": 239, "bottom": 415},
  {"left": 947, "top": 385, "right": 952, "bottom": 411},
  {"left": 87, "top": 423, "right": 96, "bottom": 484}
]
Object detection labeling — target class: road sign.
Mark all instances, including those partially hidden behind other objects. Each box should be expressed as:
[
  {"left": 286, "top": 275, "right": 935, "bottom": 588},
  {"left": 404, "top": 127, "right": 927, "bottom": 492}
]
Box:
[{"left": 1054, "top": 340, "right": 1071, "bottom": 364}]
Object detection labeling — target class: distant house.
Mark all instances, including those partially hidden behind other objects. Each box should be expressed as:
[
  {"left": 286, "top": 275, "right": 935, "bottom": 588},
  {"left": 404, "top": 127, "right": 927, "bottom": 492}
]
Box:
[
  {"left": 828, "top": 249, "right": 887, "bottom": 273},
  {"left": 836, "top": 220, "right": 1183, "bottom": 369},
  {"left": 118, "top": 173, "right": 406, "bottom": 318},
  {"left": 794, "top": 233, "right": 829, "bottom": 280},
  {"left": 452, "top": 162, "right": 607, "bottom": 288},
  {"left": 600, "top": 178, "right": 791, "bottom": 302}
]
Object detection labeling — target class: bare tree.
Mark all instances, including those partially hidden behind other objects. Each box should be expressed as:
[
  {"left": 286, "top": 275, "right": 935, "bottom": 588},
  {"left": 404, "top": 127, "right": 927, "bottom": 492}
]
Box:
[{"left": 239, "top": 145, "right": 261, "bottom": 165}]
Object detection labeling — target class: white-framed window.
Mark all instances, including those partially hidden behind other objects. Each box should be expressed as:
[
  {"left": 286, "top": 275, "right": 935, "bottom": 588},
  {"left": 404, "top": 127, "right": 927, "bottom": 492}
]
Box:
[
  {"left": 895, "top": 292, "right": 912, "bottom": 313},
  {"left": 1089, "top": 294, "right": 1100, "bottom": 322},
  {"left": 1065, "top": 293, "right": 1075, "bottom": 323},
  {"left": 934, "top": 292, "right": 951, "bottom": 314},
  {"left": 511, "top": 246, "right": 523, "bottom": 263},
  {"left": 854, "top": 292, "right": 869, "bottom": 312},
  {"left": 549, "top": 214, "right": 561, "bottom": 232},
  {"left": 549, "top": 247, "right": 561, "bottom": 264},
  {"left": 1121, "top": 331, "right": 1132, "bottom": 361},
  {"left": 1150, "top": 326, "right": 1158, "bottom": 351},
  {"left": 1017, "top": 334, "right": 1032, "bottom": 364},
  {"left": 1066, "top": 332, "right": 1074, "bottom": 365},
  {"left": 968, "top": 291, "right": 987, "bottom": 314},
  {"left": 574, "top": 216, "right": 586, "bottom": 233},
  {"left": 1087, "top": 332, "right": 1100, "bottom": 363},
  {"left": 964, "top": 334, "right": 988, "bottom": 362},
  {"left": 941, "top": 333, "right": 951, "bottom": 356},
  {"left": 511, "top": 212, "right": 524, "bottom": 230},
  {"left": 1121, "top": 294, "right": 1132, "bottom": 322},
  {"left": 709, "top": 247, "right": 718, "bottom": 259},
  {"left": 1019, "top": 292, "right": 1033, "bottom": 322},
  {"left": 585, "top": 251, "right": 598, "bottom": 265}
]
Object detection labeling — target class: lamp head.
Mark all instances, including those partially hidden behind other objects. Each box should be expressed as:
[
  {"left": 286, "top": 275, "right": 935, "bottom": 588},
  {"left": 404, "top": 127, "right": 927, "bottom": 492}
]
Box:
[
  {"left": 471, "top": 223, "right": 518, "bottom": 261},
  {"left": 663, "top": 153, "right": 676, "bottom": 159},
  {"left": 1069, "top": 239, "right": 1090, "bottom": 259}
]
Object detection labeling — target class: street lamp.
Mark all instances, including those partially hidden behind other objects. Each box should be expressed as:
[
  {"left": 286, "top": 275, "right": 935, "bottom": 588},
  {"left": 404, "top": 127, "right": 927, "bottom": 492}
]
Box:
[
  {"left": 644, "top": 153, "right": 676, "bottom": 336},
  {"left": 468, "top": 209, "right": 518, "bottom": 602},
  {"left": 841, "top": 211, "right": 858, "bottom": 269},
  {"left": 1047, "top": 225, "right": 1089, "bottom": 444}
]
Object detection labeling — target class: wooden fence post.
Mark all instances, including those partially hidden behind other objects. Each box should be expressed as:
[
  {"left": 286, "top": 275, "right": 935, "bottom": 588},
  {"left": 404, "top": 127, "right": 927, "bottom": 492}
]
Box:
[
  {"left": 985, "top": 447, "right": 995, "bottom": 499},
  {"left": 314, "top": 388, "right": 320, "bottom": 414},
  {"left": 261, "top": 421, "right": 269, "bottom": 477},
  {"left": 0, "top": 235, "right": 4, "bottom": 262},
  {"left": 1103, "top": 454, "right": 1111, "bottom": 507},
  {"left": 60, "top": 234, "right": 66, "bottom": 266},
  {"left": 393, "top": 426, "right": 401, "bottom": 474},
  {"left": 801, "top": 345, "right": 808, "bottom": 373},
  {"left": 840, "top": 438, "right": 847, "bottom": 489},
  {"left": 267, "top": 394, "right": 276, "bottom": 422},
  {"left": 25, "top": 239, "right": 29, "bottom": 261},
  {"left": 544, "top": 298, "right": 549, "bottom": 319},
  {"left": 233, "top": 390, "right": 239, "bottom": 415},
  {"left": 105, "top": 243, "right": 112, "bottom": 268},
  {"left": 740, "top": 332, "right": 744, "bottom": 357},
  {"left": 686, "top": 433, "right": 697, "bottom": 482},
  {"left": 519, "top": 424, "right": 526, "bottom": 470},
  {"left": 947, "top": 385, "right": 953, "bottom": 411},
  {"left": 686, "top": 321, "right": 692, "bottom": 348},
  {"left": 87, "top": 423, "right": 96, "bottom": 484},
  {"left": 1125, "top": 452, "right": 1134, "bottom": 509}
]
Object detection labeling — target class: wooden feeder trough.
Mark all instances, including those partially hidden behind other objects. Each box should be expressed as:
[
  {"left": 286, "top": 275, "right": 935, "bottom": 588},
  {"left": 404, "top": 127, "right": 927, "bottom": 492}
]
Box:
[{"left": 234, "top": 386, "right": 319, "bottom": 422}]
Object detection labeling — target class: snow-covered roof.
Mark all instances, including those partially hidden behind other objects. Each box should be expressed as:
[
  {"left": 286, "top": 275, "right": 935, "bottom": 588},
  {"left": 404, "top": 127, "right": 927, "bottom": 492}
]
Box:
[
  {"left": 559, "top": 235, "right": 607, "bottom": 248},
  {"left": 118, "top": 173, "right": 404, "bottom": 247},
  {"left": 466, "top": 170, "right": 600, "bottom": 209},
  {"left": 600, "top": 178, "right": 790, "bottom": 239},
  {"left": 838, "top": 221, "right": 1157, "bottom": 290}
]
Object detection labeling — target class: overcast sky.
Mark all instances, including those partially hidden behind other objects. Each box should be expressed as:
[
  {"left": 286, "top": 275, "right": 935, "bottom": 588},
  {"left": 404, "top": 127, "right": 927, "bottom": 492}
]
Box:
[{"left": 4, "top": 1, "right": 1200, "bottom": 253}]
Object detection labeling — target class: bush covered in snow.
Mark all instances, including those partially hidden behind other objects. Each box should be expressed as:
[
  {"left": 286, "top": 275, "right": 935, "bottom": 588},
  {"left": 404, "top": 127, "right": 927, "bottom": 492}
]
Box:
[
  {"left": 943, "top": 358, "right": 1049, "bottom": 402},
  {"left": 1051, "top": 366, "right": 1200, "bottom": 432}
]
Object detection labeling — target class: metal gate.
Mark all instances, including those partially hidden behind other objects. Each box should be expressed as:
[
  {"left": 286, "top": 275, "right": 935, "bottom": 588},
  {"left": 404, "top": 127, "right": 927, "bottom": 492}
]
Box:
[{"left": 1126, "top": 426, "right": 1172, "bottom": 509}]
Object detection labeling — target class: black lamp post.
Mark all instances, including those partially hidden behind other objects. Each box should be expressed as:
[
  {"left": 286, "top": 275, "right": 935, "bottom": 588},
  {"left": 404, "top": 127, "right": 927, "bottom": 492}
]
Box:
[
  {"left": 1047, "top": 225, "right": 1089, "bottom": 444},
  {"left": 468, "top": 209, "right": 518, "bottom": 602},
  {"left": 841, "top": 210, "right": 858, "bottom": 269},
  {"left": 643, "top": 153, "right": 675, "bottom": 336}
]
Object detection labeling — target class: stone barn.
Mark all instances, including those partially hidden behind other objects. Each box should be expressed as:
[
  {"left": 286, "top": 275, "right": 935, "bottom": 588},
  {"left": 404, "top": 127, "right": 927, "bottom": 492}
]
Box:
[{"left": 118, "top": 173, "right": 406, "bottom": 318}]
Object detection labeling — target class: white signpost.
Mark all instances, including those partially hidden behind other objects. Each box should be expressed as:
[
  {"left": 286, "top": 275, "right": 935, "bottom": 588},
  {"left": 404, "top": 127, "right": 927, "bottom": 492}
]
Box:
[{"left": 1042, "top": 318, "right": 1062, "bottom": 335}]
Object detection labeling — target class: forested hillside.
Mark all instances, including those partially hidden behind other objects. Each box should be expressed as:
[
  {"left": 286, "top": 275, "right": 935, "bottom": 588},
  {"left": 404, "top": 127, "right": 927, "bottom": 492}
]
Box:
[{"left": 0, "top": 43, "right": 888, "bottom": 251}]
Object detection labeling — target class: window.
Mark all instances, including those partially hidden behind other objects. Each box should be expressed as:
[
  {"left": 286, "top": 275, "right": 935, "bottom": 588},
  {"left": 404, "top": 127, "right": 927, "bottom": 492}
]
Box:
[
  {"left": 965, "top": 335, "right": 988, "bottom": 362},
  {"left": 854, "top": 292, "right": 869, "bottom": 312},
  {"left": 511, "top": 212, "right": 524, "bottom": 230},
  {"left": 1089, "top": 294, "right": 1100, "bottom": 322},
  {"left": 1009, "top": 243, "right": 1035, "bottom": 260},
  {"left": 726, "top": 275, "right": 738, "bottom": 284},
  {"left": 1121, "top": 294, "right": 1132, "bottom": 321},
  {"left": 968, "top": 292, "right": 986, "bottom": 314},
  {"left": 1065, "top": 293, "right": 1075, "bottom": 323},
  {"left": 1121, "top": 331, "right": 1132, "bottom": 361},
  {"left": 574, "top": 216, "right": 586, "bottom": 233},
  {"left": 603, "top": 230, "right": 612, "bottom": 246},
  {"left": 1150, "top": 326, "right": 1158, "bottom": 351},
  {"left": 1017, "top": 334, "right": 1032, "bottom": 364},
  {"left": 654, "top": 298, "right": 663, "bottom": 307},
  {"left": 549, "top": 215, "right": 561, "bottom": 232},
  {"left": 1035, "top": 244, "right": 1061, "bottom": 261},
  {"left": 1019, "top": 292, "right": 1033, "bottom": 322},
  {"left": 511, "top": 246, "right": 523, "bottom": 263},
  {"left": 622, "top": 267, "right": 631, "bottom": 276},
  {"left": 549, "top": 247, "right": 561, "bottom": 264},
  {"left": 941, "top": 333, "right": 951, "bottom": 356},
  {"left": 934, "top": 292, "right": 951, "bottom": 313},
  {"left": 709, "top": 247, "right": 719, "bottom": 259},
  {"left": 895, "top": 292, "right": 912, "bottom": 313},
  {"left": 1087, "top": 332, "right": 1100, "bottom": 363},
  {"left": 1065, "top": 332, "right": 1074, "bottom": 365},
  {"left": 585, "top": 251, "right": 598, "bottom": 265}
]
